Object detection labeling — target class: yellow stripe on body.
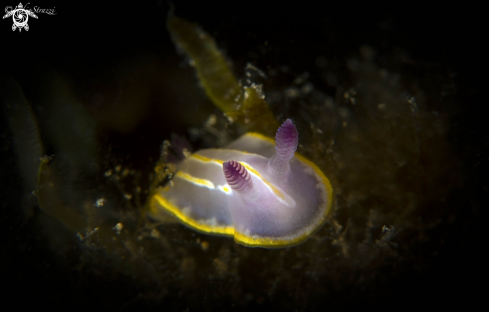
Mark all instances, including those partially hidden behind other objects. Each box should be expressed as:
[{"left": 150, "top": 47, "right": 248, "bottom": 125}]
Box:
[
  {"left": 294, "top": 153, "right": 334, "bottom": 218},
  {"left": 176, "top": 171, "right": 215, "bottom": 189},
  {"left": 189, "top": 153, "right": 224, "bottom": 166},
  {"left": 151, "top": 193, "right": 234, "bottom": 236},
  {"left": 189, "top": 152, "right": 292, "bottom": 206},
  {"left": 176, "top": 170, "right": 232, "bottom": 195},
  {"left": 217, "top": 185, "right": 233, "bottom": 194}
]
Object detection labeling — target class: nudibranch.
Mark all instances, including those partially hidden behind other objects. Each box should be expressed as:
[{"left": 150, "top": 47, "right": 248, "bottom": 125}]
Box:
[{"left": 150, "top": 119, "right": 333, "bottom": 248}]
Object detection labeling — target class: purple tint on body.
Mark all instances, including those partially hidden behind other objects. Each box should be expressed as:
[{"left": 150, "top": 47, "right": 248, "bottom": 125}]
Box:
[{"left": 152, "top": 117, "right": 332, "bottom": 248}]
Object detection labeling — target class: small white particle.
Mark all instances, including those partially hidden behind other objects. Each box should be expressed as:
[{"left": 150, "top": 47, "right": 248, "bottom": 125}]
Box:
[
  {"left": 113, "top": 223, "right": 123, "bottom": 233},
  {"left": 95, "top": 198, "right": 105, "bottom": 207}
]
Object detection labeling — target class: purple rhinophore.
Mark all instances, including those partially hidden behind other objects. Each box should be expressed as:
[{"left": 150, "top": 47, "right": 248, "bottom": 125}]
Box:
[
  {"left": 267, "top": 119, "right": 298, "bottom": 176},
  {"left": 223, "top": 160, "right": 252, "bottom": 193},
  {"left": 275, "top": 119, "right": 298, "bottom": 161}
]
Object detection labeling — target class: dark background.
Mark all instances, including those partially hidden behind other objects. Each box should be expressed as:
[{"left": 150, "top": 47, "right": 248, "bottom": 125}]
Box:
[{"left": 1, "top": 1, "right": 485, "bottom": 310}]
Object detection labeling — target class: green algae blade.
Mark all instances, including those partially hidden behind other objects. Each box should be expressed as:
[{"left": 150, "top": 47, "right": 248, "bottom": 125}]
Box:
[
  {"left": 231, "top": 86, "right": 279, "bottom": 135},
  {"left": 167, "top": 14, "right": 240, "bottom": 114},
  {"left": 167, "top": 13, "right": 278, "bottom": 136}
]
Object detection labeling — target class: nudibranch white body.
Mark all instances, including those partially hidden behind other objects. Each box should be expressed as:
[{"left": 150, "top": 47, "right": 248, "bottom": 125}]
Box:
[{"left": 150, "top": 119, "right": 333, "bottom": 248}]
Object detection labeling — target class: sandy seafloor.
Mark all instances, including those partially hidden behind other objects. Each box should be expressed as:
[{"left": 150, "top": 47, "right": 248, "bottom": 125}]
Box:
[{"left": 0, "top": 2, "right": 485, "bottom": 311}]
